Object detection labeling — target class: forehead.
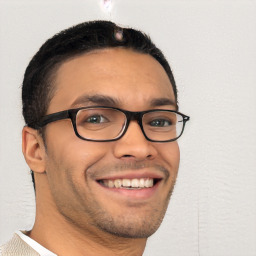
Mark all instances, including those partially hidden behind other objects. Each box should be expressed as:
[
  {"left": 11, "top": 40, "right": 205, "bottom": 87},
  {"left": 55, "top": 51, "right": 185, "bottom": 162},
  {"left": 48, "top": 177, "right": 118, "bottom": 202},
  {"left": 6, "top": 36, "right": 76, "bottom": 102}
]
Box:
[{"left": 48, "top": 48, "right": 176, "bottom": 113}]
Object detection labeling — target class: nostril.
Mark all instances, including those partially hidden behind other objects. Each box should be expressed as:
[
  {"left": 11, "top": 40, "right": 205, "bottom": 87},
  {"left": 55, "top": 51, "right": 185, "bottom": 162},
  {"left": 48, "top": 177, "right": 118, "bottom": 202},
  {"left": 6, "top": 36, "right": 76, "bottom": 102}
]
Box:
[{"left": 122, "top": 154, "right": 153, "bottom": 160}]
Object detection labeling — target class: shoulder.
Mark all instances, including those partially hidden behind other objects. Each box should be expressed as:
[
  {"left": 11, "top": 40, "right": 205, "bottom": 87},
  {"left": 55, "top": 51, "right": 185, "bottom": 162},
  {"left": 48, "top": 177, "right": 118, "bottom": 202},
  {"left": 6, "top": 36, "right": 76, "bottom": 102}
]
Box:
[{"left": 0, "top": 233, "right": 40, "bottom": 256}]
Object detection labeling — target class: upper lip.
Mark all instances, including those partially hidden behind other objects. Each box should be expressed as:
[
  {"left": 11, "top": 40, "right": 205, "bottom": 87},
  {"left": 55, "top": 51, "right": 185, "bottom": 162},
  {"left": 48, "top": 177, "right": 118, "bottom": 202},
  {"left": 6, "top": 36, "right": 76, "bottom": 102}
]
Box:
[{"left": 95, "top": 171, "right": 164, "bottom": 181}]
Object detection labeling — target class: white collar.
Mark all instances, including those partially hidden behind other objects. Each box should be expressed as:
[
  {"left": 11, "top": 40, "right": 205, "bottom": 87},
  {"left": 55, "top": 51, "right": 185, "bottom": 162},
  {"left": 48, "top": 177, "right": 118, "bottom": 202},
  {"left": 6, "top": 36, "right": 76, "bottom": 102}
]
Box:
[{"left": 15, "top": 231, "right": 57, "bottom": 256}]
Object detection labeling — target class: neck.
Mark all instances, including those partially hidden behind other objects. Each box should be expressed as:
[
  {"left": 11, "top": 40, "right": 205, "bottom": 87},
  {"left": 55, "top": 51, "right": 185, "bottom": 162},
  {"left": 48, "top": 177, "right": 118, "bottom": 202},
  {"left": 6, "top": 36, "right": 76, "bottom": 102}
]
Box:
[{"left": 29, "top": 180, "right": 147, "bottom": 256}]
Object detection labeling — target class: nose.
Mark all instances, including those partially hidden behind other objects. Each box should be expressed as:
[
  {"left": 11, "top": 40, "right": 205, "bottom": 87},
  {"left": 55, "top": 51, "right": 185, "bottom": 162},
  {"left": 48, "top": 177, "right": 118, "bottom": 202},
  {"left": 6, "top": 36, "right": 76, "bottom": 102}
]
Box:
[{"left": 112, "top": 120, "right": 157, "bottom": 161}]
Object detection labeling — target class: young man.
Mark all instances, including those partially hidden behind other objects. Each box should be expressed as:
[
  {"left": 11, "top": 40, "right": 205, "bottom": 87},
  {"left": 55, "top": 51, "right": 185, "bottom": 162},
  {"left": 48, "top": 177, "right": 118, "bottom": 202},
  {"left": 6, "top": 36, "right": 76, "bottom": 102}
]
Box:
[{"left": 0, "top": 21, "right": 189, "bottom": 256}]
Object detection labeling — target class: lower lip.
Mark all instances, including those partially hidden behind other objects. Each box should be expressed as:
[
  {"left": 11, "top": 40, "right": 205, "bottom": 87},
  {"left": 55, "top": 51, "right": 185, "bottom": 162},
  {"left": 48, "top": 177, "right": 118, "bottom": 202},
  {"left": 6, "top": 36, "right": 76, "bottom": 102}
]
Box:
[{"left": 96, "top": 181, "right": 161, "bottom": 200}]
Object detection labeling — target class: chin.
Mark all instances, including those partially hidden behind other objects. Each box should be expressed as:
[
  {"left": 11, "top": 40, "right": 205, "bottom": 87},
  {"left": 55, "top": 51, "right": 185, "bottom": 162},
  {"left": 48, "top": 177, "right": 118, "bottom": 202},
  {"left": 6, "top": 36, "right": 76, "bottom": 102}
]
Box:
[{"left": 93, "top": 204, "right": 169, "bottom": 239}]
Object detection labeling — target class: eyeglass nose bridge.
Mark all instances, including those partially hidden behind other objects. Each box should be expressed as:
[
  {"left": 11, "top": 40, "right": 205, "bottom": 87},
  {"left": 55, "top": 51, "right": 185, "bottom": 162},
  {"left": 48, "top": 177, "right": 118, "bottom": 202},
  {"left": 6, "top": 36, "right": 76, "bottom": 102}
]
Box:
[{"left": 120, "top": 110, "right": 147, "bottom": 140}]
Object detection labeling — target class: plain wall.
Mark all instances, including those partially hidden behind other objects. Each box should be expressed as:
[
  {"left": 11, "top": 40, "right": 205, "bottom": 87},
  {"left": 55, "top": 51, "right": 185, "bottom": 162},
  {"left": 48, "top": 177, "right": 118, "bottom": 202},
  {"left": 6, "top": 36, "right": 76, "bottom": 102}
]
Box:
[{"left": 0, "top": 1, "right": 256, "bottom": 255}]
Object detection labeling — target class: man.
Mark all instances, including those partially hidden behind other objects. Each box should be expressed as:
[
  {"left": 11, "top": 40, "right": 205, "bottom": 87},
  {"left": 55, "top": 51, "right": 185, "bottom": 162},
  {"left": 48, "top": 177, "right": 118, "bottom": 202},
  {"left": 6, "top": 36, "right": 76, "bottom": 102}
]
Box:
[{"left": 0, "top": 20, "right": 189, "bottom": 256}]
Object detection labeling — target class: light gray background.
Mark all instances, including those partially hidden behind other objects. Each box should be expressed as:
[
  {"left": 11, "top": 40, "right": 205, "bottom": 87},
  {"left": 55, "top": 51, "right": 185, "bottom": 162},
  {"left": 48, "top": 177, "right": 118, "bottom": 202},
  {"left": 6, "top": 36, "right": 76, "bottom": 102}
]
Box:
[{"left": 0, "top": 1, "right": 256, "bottom": 255}]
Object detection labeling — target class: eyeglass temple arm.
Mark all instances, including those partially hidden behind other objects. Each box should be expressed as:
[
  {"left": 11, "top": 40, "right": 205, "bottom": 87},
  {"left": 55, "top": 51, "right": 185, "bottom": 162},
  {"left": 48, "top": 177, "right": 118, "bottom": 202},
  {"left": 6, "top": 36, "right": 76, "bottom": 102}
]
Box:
[{"left": 36, "top": 110, "right": 70, "bottom": 128}]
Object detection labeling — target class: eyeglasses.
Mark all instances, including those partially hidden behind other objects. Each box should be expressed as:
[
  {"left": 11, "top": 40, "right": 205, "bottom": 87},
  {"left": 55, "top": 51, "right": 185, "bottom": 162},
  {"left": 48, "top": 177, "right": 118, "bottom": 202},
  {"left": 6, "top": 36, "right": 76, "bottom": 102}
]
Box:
[{"left": 32, "top": 106, "right": 190, "bottom": 142}]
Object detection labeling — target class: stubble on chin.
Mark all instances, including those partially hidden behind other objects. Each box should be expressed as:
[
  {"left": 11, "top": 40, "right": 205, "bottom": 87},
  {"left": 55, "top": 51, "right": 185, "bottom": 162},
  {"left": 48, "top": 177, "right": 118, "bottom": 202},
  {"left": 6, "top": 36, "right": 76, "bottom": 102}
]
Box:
[
  {"left": 85, "top": 165, "right": 177, "bottom": 239},
  {"left": 53, "top": 160, "right": 178, "bottom": 239}
]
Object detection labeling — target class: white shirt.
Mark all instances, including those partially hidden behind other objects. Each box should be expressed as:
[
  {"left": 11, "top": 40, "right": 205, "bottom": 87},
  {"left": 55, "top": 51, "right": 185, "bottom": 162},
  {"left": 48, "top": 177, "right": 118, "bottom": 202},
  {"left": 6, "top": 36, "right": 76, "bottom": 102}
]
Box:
[{"left": 15, "top": 231, "right": 57, "bottom": 256}]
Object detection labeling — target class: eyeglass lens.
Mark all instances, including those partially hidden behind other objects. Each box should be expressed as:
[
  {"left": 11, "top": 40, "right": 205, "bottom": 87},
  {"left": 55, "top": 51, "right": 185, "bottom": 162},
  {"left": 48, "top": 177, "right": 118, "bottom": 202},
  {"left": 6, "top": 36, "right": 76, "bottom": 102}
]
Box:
[{"left": 75, "top": 108, "right": 184, "bottom": 141}]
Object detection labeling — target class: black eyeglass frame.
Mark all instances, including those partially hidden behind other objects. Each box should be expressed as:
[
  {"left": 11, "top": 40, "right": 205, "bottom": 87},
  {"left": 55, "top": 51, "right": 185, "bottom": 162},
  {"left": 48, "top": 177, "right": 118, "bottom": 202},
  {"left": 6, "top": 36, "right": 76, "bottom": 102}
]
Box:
[{"left": 31, "top": 106, "right": 190, "bottom": 143}]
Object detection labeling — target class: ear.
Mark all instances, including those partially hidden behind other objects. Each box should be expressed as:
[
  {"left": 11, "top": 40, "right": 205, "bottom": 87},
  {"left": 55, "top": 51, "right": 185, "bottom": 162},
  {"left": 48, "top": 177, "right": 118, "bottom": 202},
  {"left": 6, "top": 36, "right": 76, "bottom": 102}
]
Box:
[{"left": 22, "top": 126, "right": 46, "bottom": 173}]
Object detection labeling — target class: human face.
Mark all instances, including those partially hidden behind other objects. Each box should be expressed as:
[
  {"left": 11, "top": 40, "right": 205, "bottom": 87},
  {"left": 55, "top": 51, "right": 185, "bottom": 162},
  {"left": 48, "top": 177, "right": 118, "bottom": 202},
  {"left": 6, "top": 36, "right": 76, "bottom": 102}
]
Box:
[{"left": 43, "top": 48, "right": 180, "bottom": 238}]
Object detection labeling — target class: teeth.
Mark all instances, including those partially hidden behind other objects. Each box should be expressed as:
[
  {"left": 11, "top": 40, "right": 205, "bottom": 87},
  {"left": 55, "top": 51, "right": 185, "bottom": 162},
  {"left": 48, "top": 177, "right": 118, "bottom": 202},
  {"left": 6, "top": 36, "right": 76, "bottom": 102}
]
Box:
[
  {"left": 114, "top": 179, "right": 122, "bottom": 188},
  {"left": 139, "top": 178, "right": 145, "bottom": 188},
  {"left": 103, "top": 178, "right": 155, "bottom": 189},
  {"left": 108, "top": 180, "right": 114, "bottom": 188},
  {"left": 145, "top": 179, "right": 153, "bottom": 188},
  {"left": 122, "top": 179, "right": 131, "bottom": 187},
  {"left": 131, "top": 179, "right": 139, "bottom": 188}
]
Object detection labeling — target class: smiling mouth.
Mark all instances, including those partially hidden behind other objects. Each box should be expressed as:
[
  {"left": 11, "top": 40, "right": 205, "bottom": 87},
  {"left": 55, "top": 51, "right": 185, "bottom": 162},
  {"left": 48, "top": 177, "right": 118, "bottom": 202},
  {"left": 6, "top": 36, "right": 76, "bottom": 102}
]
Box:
[{"left": 98, "top": 178, "right": 161, "bottom": 189}]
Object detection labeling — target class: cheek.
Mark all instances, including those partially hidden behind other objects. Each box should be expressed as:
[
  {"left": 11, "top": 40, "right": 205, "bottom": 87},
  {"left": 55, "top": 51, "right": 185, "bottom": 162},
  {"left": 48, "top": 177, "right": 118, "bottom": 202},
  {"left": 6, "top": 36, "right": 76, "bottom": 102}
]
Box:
[
  {"left": 45, "top": 123, "right": 110, "bottom": 171},
  {"left": 43, "top": 126, "right": 112, "bottom": 195},
  {"left": 158, "top": 141, "right": 180, "bottom": 174},
  {"left": 44, "top": 132, "right": 111, "bottom": 200}
]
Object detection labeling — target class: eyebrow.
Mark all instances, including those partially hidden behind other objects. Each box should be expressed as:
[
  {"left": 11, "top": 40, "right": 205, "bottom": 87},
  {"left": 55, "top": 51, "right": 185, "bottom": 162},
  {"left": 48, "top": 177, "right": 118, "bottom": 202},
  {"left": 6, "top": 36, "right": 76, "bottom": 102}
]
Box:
[
  {"left": 71, "top": 94, "right": 177, "bottom": 110},
  {"left": 70, "top": 94, "right": 121, "bottom": 108},
  {"left": 150, "top": 98, "right": 177, "bottom": 109}
]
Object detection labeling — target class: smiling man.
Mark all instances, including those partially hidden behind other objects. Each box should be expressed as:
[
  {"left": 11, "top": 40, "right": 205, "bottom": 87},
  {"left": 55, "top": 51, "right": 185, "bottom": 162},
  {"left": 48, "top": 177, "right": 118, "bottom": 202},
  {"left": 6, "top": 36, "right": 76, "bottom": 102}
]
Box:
[{"left": 0, "top": 21, "right": 189, "bottom": 256}]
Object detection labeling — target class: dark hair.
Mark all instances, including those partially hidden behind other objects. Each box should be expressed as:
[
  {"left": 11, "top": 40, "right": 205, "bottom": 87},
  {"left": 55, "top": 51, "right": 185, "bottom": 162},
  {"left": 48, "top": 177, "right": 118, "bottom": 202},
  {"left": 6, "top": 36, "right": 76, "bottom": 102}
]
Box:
[
  {"left": 22, "top": 20, "right": 177, "bottom": 128},
  {"left": 21, "top": 20, "right": 178, "bottom": 188}
]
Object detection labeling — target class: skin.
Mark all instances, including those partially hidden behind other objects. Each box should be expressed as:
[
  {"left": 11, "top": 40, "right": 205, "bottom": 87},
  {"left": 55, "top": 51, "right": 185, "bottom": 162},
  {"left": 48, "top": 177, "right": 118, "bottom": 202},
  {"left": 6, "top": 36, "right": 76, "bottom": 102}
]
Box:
[{"left": 22, "top": 48, "right": 180, "bottom": 256}]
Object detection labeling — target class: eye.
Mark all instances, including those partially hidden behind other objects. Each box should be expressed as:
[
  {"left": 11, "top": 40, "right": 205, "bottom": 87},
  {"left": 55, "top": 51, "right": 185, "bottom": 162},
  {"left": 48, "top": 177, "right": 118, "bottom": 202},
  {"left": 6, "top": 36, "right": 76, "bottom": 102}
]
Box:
[
  {"left": 86, "top": 115, "right": 109, "bottom": 124},
  {"left": 149, "top": 119, "right": 172, "bottom": 127}
]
